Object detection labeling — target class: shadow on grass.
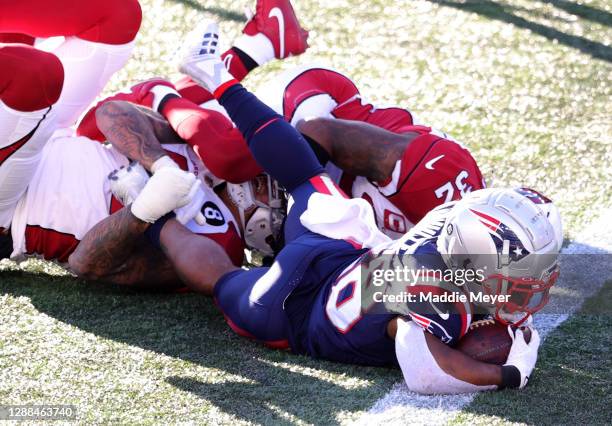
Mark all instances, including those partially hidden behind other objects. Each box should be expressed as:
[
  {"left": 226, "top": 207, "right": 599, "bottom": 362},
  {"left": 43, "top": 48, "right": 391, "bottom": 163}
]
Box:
[
  {"left": 458, "top": 281, "right": 612, "bottom": 425},
  {"left": 429, "top": 0, "right": 612, "bottom": 62},
  {"left": 0, "top": 271, "right": 397, "bottom": 425},
  {"left": 544, "top": 0, "right": 612, "bottom": 27},
  {"left": 167, "top": 0, "right": 244, "bottom": 22}
]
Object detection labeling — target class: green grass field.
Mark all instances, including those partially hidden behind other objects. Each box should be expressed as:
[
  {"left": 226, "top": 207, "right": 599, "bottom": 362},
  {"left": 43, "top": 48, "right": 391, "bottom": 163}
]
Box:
[{"left": 1, "top": 0, "right": 611, "bottom": 424}]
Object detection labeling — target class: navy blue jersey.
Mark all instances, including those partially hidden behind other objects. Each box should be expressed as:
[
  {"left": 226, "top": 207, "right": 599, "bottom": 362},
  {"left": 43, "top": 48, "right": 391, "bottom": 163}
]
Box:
[
  {"left": 212, "top": 83, "right": 474, "bottom": 366},
  {"left": 216, "top": 197, "right": 476, "bottom": 365},
  {"left": 288, "top": 203, "right": 475, "bottom": 366}
]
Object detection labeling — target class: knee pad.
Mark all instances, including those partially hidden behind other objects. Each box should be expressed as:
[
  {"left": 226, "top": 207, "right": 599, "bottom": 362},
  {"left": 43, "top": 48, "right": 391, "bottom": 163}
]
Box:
[
  {"left": 0, "top": 44, "right": 64, "bottom": 111},
  {"left": 78, "top": 0, "right": 142, "bottom": 45}
]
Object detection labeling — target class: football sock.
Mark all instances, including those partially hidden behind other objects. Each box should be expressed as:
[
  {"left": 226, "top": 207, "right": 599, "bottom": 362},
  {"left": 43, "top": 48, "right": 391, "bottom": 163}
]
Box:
[
  {"left": 221, "top": 47, "right": 258, "bottom": 81},
  {"left": 217, "top": 83, "right": 324, "bottom": 192},
  {"left": 232, "top": 32, "right": 275, "bottom": 67}
]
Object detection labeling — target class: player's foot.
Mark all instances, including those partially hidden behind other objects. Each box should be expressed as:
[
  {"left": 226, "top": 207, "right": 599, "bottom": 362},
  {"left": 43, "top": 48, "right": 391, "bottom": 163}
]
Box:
[
  {"left": 178, "top": 21, "right": 234, "bottom": 94},
  {"left": 243, "top": 0, "right": 309, "bottom": 59}
]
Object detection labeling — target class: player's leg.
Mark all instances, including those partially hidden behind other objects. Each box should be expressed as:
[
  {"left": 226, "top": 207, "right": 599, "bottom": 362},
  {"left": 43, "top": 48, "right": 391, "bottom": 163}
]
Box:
[
  {"left": 41, "top": 0, "right": 142, "bottom": 127},
  {"left": 0, "top": 43, "right": 64, "bottom": 229},
  {"left": 0, "top": 0, "right": 142, "bottom": 130},
  {"left": 213, "top": 264, "right": 291, "bottom": 348},
  {"left": 258, "top": 64, "right": 417, "bottom": 133},
  {"left": 158, "top": 97, "right": 262, "bottom": 183},
  {"left": 178, "top": 25, "right": 321, "bottom": 191},
  {"left": 180, "top": 24, "right": 333, "bottom": 239},
  {"left": 0, "top": 0, "right": 141, "bottom": 44},
  {"left": 141, "top": 78, "right": 262, "bottom": 182},
  {"left": 213, "top": 228, "right": 344, "bottom": 348},
  {"left": 256, "top": 64, "right": 359, "bottom": 125},
  {"left": 175, "top": 0, "right": 309, "bottom": 107},
  {"left": 76, "top": 77, "right": 264, "bottom": 183}
]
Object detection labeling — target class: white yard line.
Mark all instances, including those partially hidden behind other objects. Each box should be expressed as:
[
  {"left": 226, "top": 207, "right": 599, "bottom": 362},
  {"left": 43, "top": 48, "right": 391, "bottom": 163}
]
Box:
[{"left": 354, "top": 208, "right": 612, "bottom": 426}]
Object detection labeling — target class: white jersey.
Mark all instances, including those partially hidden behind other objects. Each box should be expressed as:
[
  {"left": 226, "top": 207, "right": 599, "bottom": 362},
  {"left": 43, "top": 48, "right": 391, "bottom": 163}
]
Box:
[
  {"left": 10, "top": 131, "right": 242, "bottom": 264},
  {"left": 0, "top": 38, "right": 135, "bottom": 231}
]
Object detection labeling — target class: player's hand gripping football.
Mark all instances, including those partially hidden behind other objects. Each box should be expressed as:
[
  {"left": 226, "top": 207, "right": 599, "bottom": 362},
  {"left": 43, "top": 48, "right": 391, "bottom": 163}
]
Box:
[{"left": 503, "top": 324, "right": 541, "bottom": 389}]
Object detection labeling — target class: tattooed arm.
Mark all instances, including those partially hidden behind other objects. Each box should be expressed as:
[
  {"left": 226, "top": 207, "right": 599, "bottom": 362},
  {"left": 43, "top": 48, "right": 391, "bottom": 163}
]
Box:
[
  {"left": 68, "top": 208, "right": 181, "bottom": 288},
  {"left": 95, "top": 100, "right": 183, "bottom": 170},
  {"left": 297, "top": 117, "right": 419, "bottom": 183},
  {"left": 159, "top": 218, "right": 237, "bottom": 295},
  {"left": 67, "top": 100, "right": 185, "bottom": 287},
  {"left": 69, "top": 208, "right": 237, "bottom": 292}
]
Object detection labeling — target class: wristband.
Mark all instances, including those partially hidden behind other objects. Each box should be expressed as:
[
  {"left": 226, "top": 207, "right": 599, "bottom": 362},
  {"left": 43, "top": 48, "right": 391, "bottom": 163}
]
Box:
[
  {"left": 500, "top": 365, "right": 522, "bottom": 389},
  {"left": 150, "top": 85, "right": 180, "bottom": 113},
  {"left": 156, "top": 93, "right": 180, "bottom": 115},
  {"left": 144, "top": 212, "right": 175, "bottom": 250}
]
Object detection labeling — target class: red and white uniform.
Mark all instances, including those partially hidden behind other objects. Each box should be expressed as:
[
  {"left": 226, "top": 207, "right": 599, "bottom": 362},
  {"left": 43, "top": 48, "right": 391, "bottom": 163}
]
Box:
[
  {"left": 9, "top": 132, "right": 244, "bottom": 266},
  {"left": 0, "top": 0, "right": 141, "bottom": 231},
  {"left": 256, "top": 64, "right": 486, "bottom": 238}
]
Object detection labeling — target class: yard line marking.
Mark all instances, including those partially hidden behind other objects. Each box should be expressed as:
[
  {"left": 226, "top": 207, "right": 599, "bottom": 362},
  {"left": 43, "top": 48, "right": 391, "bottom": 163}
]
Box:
[{"left": 354, "top": 208, "right": 612, "bottom": 426}]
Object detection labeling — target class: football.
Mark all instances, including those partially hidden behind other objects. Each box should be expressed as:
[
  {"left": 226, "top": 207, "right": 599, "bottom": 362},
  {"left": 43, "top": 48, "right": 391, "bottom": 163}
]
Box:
[{"left": 457, "top": 320, "right": 532, "bottom": 365}]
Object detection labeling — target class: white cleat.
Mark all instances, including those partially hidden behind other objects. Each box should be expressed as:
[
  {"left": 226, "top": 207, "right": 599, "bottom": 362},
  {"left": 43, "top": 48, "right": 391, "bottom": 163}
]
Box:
[{"left": 178, "top": 21, "right": 233, "bottom": 93}]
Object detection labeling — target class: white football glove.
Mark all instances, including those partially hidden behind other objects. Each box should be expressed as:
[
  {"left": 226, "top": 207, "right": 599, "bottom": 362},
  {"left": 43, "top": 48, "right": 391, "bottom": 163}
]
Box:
[
  {"left": 504, "top": 325, "right": 541, "bottom": 389},
  {"left": 151, "top": 155, "right": 179, "bottom": 173},
  {"left": 149, "top": 155, "right": 206, "bottom": 225},
  {"left": 108, "top": 162, "right": 150, "bottom": 206},
  {"left": 174, "top": 185, "right": 207, "bottom": 226},
  {"left": 131, "top": 167, "right": 202, "bottom": 223}
]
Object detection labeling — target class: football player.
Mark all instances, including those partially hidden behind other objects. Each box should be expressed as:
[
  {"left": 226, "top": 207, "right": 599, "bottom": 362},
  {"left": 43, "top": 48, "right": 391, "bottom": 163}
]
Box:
[
  {"left": 92, "top": 45, "right": 484, "bottom": 240},
  {"left": 131, "top": 23, "right": 561, "bottom": 394},
  {"left": 78, "top": 0, "right": 481, "bottom": 244},
  {"left": 258, "top": 65, "right": 485, "bottom": 238},
  {"left": 0, "top": 109, "right": 244, "bottom": 288},
  {"left": 114, "top": 63, "right": 484, "bottom": 240},
  {"left": 0, "top": 0, "right": 142, "bottom": 234},
  {"left": 0, "top": 0, "right": 307, "bottom": 277}
]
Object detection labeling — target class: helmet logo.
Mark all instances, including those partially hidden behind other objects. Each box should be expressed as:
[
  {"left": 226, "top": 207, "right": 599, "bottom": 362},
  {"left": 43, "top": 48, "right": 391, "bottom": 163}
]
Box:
[
  {"left": 469, "top": 208, "right": 501, "bottom": 232},
  {"left": 470, "top": 209, "right": 529, "bottom": 263}
]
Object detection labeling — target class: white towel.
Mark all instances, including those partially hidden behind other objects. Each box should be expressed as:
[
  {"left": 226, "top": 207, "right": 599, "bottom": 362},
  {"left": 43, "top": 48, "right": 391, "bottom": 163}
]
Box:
[{"left": 300, "top": 193, "right": 391, "bottom": 248}]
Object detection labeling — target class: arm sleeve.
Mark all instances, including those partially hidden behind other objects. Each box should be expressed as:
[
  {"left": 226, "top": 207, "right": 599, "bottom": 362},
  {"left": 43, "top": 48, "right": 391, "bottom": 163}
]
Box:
[{"left": 395, "top": 319, "right": 497, "bottom": 394}]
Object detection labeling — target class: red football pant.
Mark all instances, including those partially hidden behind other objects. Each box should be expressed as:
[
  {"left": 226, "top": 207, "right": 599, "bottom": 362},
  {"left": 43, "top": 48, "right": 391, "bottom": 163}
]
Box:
[
  {"left": 160, "top": 97, "right": 262, "bottom": 183},
  {"left": 0, "top": 0, "right": 141, "bottom": 45},
  {"left": 0, "top": 0, "right": 142, "bottom": 228}
]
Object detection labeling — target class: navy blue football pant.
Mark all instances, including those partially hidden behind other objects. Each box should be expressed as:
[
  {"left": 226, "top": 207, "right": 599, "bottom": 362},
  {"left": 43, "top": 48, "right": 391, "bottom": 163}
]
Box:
[{"left": 213, "top": 83, "right": 362, "bottom": 347}]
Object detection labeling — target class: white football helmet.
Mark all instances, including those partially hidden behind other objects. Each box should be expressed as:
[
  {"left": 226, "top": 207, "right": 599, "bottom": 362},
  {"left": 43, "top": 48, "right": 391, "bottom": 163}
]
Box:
[
  {"left": 227, "top": 174, "right": 286, "bottom": 257},
  {"left": 437, "top": 188, "right": 561, "bottom": 325}
]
